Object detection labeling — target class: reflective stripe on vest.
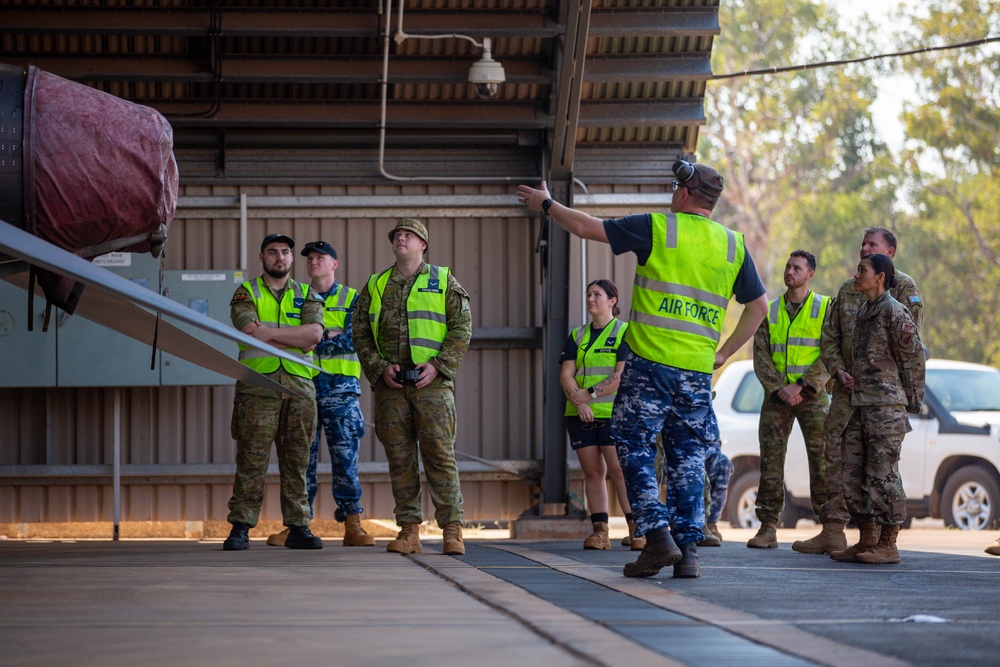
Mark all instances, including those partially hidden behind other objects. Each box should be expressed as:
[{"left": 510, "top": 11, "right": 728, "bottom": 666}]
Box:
[
  {"left": 236, "top": 277, "right": 314, "bottom": 379},
  {"left": 564, "top": 319, "right": 628, "bottom": 418},
  {"left": 314, "top": 284, "right": 362, "bottom": 379},
  {"left": 767, "top": 291, "right": 830, "bottom": 383},
  {"left": 627, "top": 212, "right": 745, "bottom": 374},
  {"left": 367, "top": 264, "right": 450, "bottom": 364}
]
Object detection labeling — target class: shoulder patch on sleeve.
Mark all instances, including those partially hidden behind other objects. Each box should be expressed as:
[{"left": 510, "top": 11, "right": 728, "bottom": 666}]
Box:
[
  {"left": 908, "top": 295, "right": 922, "bottom": 304},
  {"left": 231, "top": 293, "right": 247, "bottom": 303}
]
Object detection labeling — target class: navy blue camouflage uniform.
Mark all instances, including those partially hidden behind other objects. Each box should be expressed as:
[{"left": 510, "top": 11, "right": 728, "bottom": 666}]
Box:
[
  {"left": 305, "top": 282, "right": 367, "bottom": 520},
  {"left": 604, "top": 213, "right": 766, "bottom": 546}
]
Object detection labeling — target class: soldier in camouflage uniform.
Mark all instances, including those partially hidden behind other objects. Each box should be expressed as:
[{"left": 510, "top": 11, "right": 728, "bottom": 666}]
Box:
[
  {"left": 748, "top": 250, "right": 831, "bottom": 549},
  {"left": 794, "top": 227, "right": 924, "bottom": 555},
  {"left": 265, "top": 240, "right": 375, "bottom": 548},
  {"left": 223, "top": 233, "right": 326, "bottom": 551},
  {"left": 519, "top": 162, "right": 769, "bottom": 579},
  {"left": 353, "top": 218, "right": 472, "bottom": 556},
  {"left": 829, "top": 253, "right": 924, "bottom": 564}
]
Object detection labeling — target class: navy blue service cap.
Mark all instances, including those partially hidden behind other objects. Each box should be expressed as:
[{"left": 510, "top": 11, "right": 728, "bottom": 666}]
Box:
[
  {"left": 300, "top": 241, "right": 338, "bottom": 259},
  {"left": 260, "top": 233, "right": 295, "bottom": 252}
]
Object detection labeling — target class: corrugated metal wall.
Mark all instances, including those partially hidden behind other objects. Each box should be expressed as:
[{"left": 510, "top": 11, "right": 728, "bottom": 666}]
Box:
[{"left": 0, "top": 181, "right": 651, "bottom": 525}]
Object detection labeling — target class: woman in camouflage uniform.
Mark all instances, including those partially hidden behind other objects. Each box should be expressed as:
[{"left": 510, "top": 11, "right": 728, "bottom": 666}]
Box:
[{"left": 831, "top": 254, "right": 924, "bottom": 565}]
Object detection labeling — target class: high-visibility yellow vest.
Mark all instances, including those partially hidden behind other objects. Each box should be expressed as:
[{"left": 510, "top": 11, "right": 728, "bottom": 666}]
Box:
[
  {"left": 314, "top": 284, "right": 362, "bottom": 379},
  {"left": 564, "top": 318, "right": 628, "bottom": 418},
  {"left": 767, "top": 291, "right": 830, "bottom": 383},
  {"left": 236, "top": 277, "right": 314, "bottom": 379},
  {"left": 367, "top": 264, "right": 450, "bottom": 364},
  {"left": 627, "top": 212, "right": 745, "bottom": 373}
]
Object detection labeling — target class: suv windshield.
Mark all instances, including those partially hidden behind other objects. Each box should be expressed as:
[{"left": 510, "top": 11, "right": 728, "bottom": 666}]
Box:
[{"left": 927, "top": 368, "right": 1000, "bottom": 412}]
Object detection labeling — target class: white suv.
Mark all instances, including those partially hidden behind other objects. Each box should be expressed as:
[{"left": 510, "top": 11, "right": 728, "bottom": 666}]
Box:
[{"left": 715, "top": 359, "right": 1000, "bottom": 530}]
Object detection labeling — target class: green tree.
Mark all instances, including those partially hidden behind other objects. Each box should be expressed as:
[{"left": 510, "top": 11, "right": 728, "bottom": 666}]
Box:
[
  {"left": 894, "top": 0, "right": 1000, "bottom": 364},
  {"left": 702, "top": 0, "right": 887, "bottom": 284}
]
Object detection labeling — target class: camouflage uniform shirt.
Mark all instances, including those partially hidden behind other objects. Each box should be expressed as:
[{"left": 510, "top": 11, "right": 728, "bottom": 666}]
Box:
[
  {"left": 851, "top": 291, "right": 925, "bottom": 412},
  {"left": 353, "top": 261, "right": 472, "bottom": 388},
  {"left": 230, "top": 278, "right": 325, "bottom": 396},
  {"left": 822, "top": 271, "right": 923, "bottom": 383}
]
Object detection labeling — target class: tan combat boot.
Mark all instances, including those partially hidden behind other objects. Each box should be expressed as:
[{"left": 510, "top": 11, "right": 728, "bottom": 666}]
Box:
[
  {"left": 792, "top": 522, "right": 848, "bottom": 554},
  {"left": 856, "top": 525, "right": 901, "bottom": 564},
  {"left": 747, "top": 522, "right": 778, "bottom": 548},
  {"left": 622, "top": 520, "right": 636, "bottom": 547},
  {"left": 386, "top": 523, "right": 422, "bottom": 554},
  {"left": 631, "top": 530, "right": 647, "bottom": 552},
  {"left": 699, "top": 523, "right": 722, "bottom": 547},
  {"left": 443, "top": 522, "right": 465, "bottom": 555},
  {"left": 266, "top": 528, "right": 289, "bottom": 547},
  {"left": 830, "top": 521, "right": 880, "bottom": 562},
  {"left": 343, "top": 513, "right": 376, "bottom": 547},
  {"left": 583, "top": 521, "right": 611, "bottom": 550},
  {"left": 986, "top": 537, "right": 1000, "bottom": 556}
]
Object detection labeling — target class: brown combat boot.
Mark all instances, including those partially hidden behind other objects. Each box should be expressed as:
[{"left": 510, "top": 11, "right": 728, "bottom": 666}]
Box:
[
  {"left": 623, "top": 527, "right": 682, "bottom": 578},
  {"left": 856, "top": 525, "right": 901, "bottom": 564},
  {"left": 631, "top": 526, "right": 647, "bottom": 552},
  {"left": 747, "top": 522, "right": 778, "bottom": 549},
  {"left": 583, "top": 521, "right": 611, "bottom": 550},
  {"left": 343, "top": 513, "right": 376, "bottom": 547},
  {"left": 699, "top": 522, "right": 722, "bottom": 547},
  {"left": 266, "top": 528, "right": 289, "bottom": 547},
  {"left": 443, "top": 522, "right": 465, "bottom": 555},
  {"left": 830, "top": 521, "right": 880, "bottom": 562},
  {"left": 622, "top": 520, "right": 636, "bottom": 547},
  {"left": 792, "top": 522, "right": 848, "bottom": 554},
  {"left": 387, "top": 523, "right": 422, "bottom": 554},
  {"left": 986, "top": 537, "right": 1000, "bottom": 556}
]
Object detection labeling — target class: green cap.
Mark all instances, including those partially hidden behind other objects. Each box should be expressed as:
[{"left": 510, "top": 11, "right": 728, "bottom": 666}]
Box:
[{"left": 388, "top": 218, "right": 429, "bottom": 252}]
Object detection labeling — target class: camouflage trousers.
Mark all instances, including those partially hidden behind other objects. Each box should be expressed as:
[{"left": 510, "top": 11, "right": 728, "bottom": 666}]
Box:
[
  {"left": 818, "top": 386, "right": 852, "bottom": 524},
  {"left": 612, "top": 354, "right": 717, "bottom": 546},
  {"left": 227, "top": 390, "right": 316, "bottom": 527},
  {"left": 842, "top": 405, "right": 910, "bottom": 525},
  {"left": 655, "top": 438, "right": 732, "bottom": 524},
  {"left": 374, "top": 384, "right": 464, "bottom": 528},
  {"left": 306, "top": 390, "right": 366, "bottom": 520},
  {"left": 704, "top": 442, "right": 733, "bottom": 524},
  {"left": 755, "top": 391, "right": 830, "bottom": 525}
]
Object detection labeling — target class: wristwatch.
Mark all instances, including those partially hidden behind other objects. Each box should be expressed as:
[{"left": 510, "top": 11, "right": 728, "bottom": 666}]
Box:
[
  {"left": 541, "top": 198, "right": 554, "bottom": 213},
  {"left": 588, "top": 387, "right": 597, "bottom": 399}
]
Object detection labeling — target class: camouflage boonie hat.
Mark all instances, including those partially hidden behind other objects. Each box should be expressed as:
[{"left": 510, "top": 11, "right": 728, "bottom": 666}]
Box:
[{"left": 388, "top": 218, "right": 429, "bottom": 252}]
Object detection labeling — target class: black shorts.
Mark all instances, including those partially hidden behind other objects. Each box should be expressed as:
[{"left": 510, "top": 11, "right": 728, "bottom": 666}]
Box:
[{"left": 565, "top": 415, "right": 614, "bottom": 449}]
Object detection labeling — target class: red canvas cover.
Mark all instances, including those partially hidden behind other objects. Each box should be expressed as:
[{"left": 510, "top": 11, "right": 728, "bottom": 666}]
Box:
[{"left": 23, "top": 65, "right": 178, "bottom": 256}]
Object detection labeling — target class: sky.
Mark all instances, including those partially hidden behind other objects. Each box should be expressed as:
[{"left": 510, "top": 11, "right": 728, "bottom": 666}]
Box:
[{"left": 827, "top": 0, "right": 919, "bottom": 151}]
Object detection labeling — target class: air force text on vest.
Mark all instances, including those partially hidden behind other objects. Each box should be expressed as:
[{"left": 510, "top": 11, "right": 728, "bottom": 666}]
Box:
[{"left": 658, "top": 297, "right": 721, "bottom": 325}]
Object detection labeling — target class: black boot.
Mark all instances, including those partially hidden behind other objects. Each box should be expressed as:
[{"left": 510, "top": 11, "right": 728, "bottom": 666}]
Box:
[
  {"left": 285, "top": 525, "right": 323, "bottom": 550},
  {"left": 623, "top": 527, "right": 682, "bottom": 578},
  {"left": 673, "top": 541, "right": 701, "bottom": 578},
  {"left": 223, "top": 522, "right": 250, "bottom": 551}
]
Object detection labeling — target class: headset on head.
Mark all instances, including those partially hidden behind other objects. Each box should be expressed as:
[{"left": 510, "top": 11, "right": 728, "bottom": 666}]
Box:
[{"left": 672, "top": 160, "right": 724, "bottom": 197}]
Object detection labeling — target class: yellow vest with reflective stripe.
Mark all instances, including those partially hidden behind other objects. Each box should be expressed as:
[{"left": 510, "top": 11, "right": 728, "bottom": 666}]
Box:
[
  {"left": 565, "top": 319, "right": 627, "bottom": 418},
  {"left": 367, "top": 265, "right": 450, "bottom": 364},
  {"left": 627, "top": 212, "right": 745, "bottom": 373},
  {"left": 767, "top": 291, "right": 830, "bottom": 383},
  {"left": 314, "top": 284, "right": 362, "bottom": 379},
  {"left": 236, "top": 277, "right": 314, "bottom": 379}
]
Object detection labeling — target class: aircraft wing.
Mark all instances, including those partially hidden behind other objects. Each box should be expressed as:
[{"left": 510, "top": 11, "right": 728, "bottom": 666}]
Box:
[{"left": 0, "top": 219, "right": 320, "bottom": 394}]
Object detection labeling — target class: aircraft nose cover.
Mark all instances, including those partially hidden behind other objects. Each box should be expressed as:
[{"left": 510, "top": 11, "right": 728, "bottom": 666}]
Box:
[{"left": 21, "top": 65, "right": 178, "bottom": 310}]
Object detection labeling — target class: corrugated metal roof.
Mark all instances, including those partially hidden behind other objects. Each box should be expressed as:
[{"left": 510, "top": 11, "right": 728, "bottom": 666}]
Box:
[{"left": 1, "top": 0, "right": 718, "bottom": 182}]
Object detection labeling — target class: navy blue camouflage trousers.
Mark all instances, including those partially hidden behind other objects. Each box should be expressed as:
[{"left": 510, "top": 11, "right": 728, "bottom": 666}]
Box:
[
  {"left": 306, "top": 390, "right": 366, "bottom": 520},
  {"left": 612, "top": 353, "right": 718, "bottom": 546}
]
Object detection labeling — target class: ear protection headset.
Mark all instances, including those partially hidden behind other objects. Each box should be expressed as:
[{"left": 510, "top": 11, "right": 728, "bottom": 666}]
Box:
[{"left": 672, "top": 160, "right": 724, "bottom": 197}]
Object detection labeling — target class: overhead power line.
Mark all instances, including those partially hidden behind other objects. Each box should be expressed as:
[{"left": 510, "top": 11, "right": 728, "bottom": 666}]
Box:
[{"left": 712, "top": 35, "right": 1000, "bottom": 80}]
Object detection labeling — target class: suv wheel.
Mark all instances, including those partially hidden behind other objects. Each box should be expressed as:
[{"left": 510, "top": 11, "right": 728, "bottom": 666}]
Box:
[
  {"left": 726, "top": 469, "right": 760, "bottom": 529},
  {"left": 942, "top": 465, "right": 1000, "bottom": 530}
]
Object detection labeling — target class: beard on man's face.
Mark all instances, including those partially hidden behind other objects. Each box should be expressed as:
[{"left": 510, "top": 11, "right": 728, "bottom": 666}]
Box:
[{"left": 264, "top": 264, "right": 290, "bottom": 279}]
